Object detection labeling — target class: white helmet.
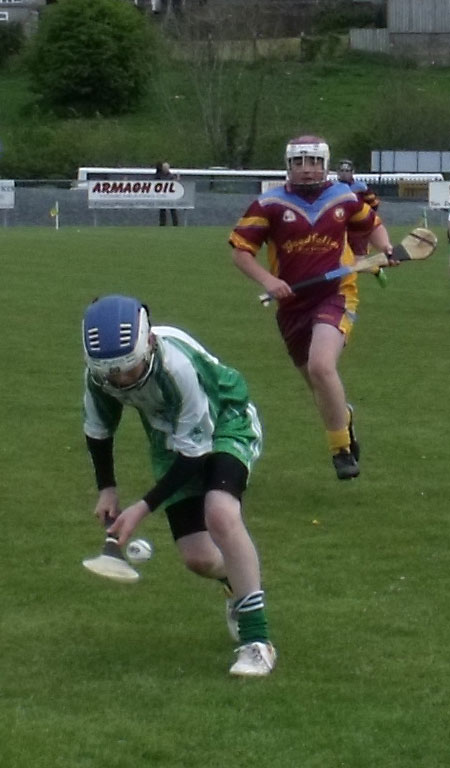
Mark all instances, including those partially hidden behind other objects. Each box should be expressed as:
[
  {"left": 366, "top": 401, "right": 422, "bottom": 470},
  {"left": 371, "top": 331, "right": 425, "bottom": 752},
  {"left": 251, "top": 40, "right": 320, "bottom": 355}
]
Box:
[
  {"left": 337, "top": 158, "right": 354, "bottom": 174},
  {"left": 285, "top": 135, "right": 330, "bottom": 185},
  {"left": 83, "top": 295, "right": 153, "bottom": 389}
]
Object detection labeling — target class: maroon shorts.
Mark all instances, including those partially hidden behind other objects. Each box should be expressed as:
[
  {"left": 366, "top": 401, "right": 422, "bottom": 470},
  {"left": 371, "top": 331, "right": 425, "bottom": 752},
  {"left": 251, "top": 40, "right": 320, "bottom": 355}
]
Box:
[{"left": 276, "top": 294, "right": 357, "bottom": 368}]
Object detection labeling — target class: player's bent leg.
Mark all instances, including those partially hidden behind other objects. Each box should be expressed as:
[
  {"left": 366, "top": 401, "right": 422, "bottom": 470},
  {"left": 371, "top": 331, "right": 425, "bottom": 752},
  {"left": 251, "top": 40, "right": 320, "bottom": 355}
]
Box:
[
  {"left": 176, "top": 530, "right": 226, "bottom": 579},
  {"left": 167, "top": 495, "right": 238, "bottom": 640},
  {"left": 177, "top": 533, "right": 242, "bottom": 640},
  {"left": 167, "top": 496, "right": 224, "bottom": 577}
]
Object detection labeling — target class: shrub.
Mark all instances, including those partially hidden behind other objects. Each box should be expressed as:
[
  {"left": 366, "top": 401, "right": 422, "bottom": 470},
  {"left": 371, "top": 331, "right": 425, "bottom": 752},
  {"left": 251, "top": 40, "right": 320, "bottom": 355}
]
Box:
[
  {"left": 26, "top": 0, "right": 155, "bottom": 116},
  {"left": 0, "top": 23, "right": 25, "bottom": 68},
  {"left": 299, "top": 33, "right": 346, "bottom": 63},
  {"left": 299, "top": 35, "right": 323, "bottom": 63}
]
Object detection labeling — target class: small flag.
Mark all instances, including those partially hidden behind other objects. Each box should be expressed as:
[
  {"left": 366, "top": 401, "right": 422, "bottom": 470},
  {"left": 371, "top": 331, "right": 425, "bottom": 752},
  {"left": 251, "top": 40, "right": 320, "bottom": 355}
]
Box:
[{"left": 49, "top": 201, "right": 60, "bottom": 230}]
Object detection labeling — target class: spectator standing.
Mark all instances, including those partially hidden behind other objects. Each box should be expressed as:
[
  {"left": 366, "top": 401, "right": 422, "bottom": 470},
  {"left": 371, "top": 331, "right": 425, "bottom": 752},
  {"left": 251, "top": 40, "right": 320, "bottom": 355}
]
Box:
[{"left": 155, "top": 161, "right": 179, "bottom": 226}]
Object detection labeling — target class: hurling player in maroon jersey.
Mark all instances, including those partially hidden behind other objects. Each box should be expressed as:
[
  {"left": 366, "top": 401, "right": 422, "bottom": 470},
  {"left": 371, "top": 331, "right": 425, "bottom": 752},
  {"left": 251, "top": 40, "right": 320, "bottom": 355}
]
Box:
[
  {"left": 336, "top": 159, "right": 380, "bottom": 213},
  {"left": 229, "top": 135, "right": 394, "bottom": 480},
  {"left": 336, "top": 159, "right": 386, "bottom": 287}
]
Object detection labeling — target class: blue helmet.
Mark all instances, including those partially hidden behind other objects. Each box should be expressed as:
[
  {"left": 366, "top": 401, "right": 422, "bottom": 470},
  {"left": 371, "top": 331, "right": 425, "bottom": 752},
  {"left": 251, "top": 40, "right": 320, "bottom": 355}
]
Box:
[{"left": 82, "top": 295, "right": 153, "bottom": 388}]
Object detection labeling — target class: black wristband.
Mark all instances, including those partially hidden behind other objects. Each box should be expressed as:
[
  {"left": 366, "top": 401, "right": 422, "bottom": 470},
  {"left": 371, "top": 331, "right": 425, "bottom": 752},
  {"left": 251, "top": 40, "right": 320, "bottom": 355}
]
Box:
[{"left": 86, "top": 435, "right": 116, "bottom": 491}]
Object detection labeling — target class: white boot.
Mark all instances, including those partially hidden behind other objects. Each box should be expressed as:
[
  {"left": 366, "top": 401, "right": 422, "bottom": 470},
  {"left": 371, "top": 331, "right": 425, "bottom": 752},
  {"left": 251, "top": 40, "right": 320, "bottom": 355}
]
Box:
[{"left": 229, "top": 642, "right": 277, "bottom": 677}]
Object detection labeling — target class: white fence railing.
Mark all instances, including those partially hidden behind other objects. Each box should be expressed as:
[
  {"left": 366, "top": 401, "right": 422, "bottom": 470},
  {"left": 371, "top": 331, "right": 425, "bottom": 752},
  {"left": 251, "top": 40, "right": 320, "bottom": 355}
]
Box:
[{"left": 75, "top": 166, "right": 444, "bottom": 189}]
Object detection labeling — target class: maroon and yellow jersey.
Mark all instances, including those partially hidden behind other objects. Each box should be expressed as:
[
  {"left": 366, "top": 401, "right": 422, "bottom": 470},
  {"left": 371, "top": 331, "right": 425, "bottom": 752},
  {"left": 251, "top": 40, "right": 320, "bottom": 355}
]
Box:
[
  {"left": 362, "top": 188, "right": 379, "bottom": 210},
  {"left": 346, "top": 179, "right": 379, "bottom": 255},
  {"left": 348, "top": 179, "right": 379, "bottom": 211},
  {"left": 229, "top": 181, "right": 379, "bottom": 311}
]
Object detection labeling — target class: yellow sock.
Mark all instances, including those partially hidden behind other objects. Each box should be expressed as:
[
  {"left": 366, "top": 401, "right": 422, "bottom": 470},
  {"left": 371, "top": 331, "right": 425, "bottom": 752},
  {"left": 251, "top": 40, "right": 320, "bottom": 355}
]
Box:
[{"left": 327, "top": 427, "right": 350, "bottom": 455}]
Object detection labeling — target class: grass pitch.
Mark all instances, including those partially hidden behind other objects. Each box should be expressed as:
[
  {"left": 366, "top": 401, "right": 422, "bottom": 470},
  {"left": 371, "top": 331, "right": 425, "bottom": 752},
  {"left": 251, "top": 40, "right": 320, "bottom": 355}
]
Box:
[{"left": 1, "top": 225, "right": 449, "bottom": 768}]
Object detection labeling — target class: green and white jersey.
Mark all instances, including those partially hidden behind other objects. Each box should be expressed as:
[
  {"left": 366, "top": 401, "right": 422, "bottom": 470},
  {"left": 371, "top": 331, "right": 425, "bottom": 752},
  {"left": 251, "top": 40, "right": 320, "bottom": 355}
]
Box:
[{"left": 83, "top": 326, "right": 262, "bottom": 472}]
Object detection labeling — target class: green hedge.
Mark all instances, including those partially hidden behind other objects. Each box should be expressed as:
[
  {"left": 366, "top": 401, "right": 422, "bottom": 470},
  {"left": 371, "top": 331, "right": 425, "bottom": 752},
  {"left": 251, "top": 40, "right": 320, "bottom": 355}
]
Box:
[{"left": 0, "top": 23, "right": 25, "bottom": 68}]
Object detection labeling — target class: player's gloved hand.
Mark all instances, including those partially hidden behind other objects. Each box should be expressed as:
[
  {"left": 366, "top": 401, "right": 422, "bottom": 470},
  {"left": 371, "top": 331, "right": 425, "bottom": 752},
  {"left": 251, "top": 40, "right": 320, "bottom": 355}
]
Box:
[{"left": 107, "top": 500, "right": 150, "bottom": 546}]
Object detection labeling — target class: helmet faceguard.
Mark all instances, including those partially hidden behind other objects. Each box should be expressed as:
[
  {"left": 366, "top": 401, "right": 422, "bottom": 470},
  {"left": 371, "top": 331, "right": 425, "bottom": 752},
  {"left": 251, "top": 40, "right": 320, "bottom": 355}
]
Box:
[
  {"left": 83, "top": 295, "right": 154, "bottom": 391},
  {"left": 285, "top": 135, "right": 330, "bottom": 189}
]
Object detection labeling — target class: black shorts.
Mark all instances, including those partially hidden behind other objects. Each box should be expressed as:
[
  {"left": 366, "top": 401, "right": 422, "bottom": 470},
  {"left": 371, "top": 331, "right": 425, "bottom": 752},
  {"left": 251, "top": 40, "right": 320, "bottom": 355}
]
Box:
[{"left": 165, "top": 452, "right": 248, "bottom": 541}]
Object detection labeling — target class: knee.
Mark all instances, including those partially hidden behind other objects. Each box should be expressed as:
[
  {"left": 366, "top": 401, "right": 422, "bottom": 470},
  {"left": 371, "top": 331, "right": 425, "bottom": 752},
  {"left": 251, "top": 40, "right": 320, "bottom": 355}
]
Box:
[
  {"left": 205, "top": 494, "right": 242, "bottom": 544},
  {"left": 182, "top": 552, "right": 218, "bottom": 577},
  {"left": 307, "top": 357, "right": 335, "bottom": 385}
]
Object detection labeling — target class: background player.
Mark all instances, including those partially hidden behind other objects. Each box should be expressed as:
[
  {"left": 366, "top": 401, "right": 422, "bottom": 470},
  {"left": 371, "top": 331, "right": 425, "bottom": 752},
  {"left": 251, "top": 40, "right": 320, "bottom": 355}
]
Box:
[
  {"left": 336, "top": 158, "right": 386, "bottom": 285},
  {"left": 229, "top": 135, "right": 394, "bottom": 480}
]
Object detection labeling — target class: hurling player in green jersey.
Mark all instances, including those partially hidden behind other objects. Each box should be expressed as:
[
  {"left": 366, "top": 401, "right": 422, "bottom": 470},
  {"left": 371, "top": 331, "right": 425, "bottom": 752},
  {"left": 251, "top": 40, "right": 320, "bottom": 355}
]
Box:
[{"left": 82, "top": 294, "right": 276, "bottom": 677}]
